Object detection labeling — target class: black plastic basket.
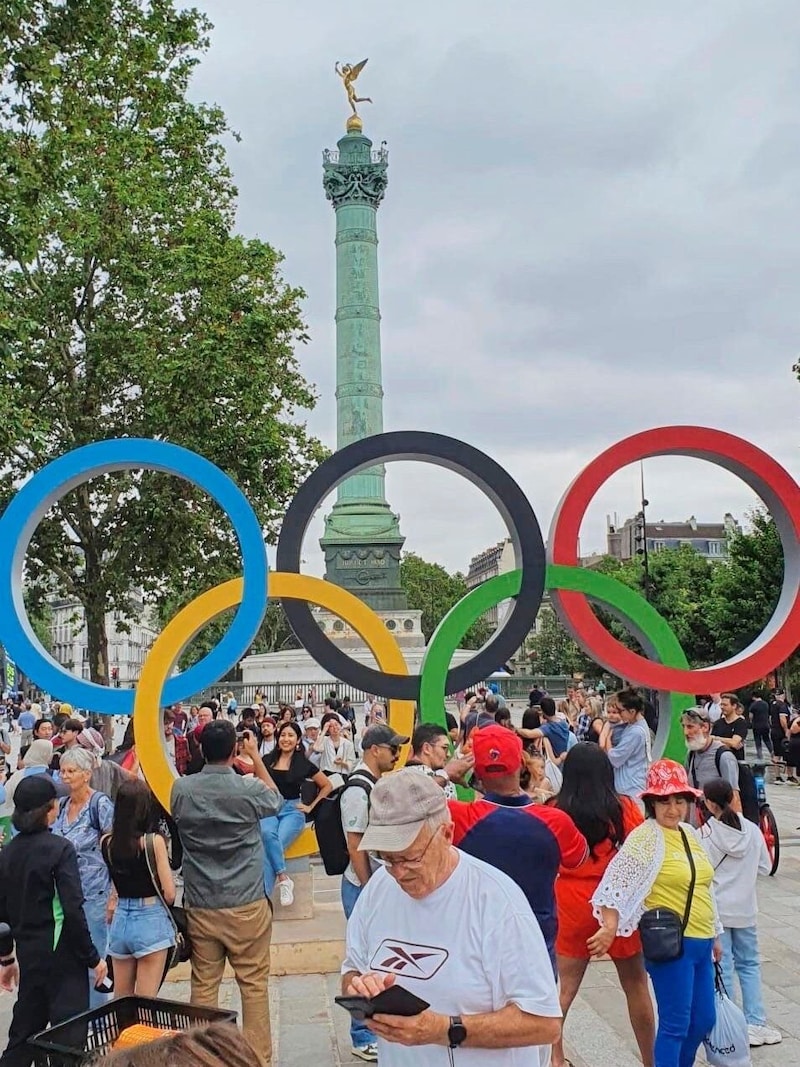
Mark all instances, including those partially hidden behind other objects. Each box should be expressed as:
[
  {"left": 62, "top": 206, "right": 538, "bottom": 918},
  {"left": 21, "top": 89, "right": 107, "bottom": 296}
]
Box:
[{"left": 30, "top": 995, "right": 237, "bottom": 1065}]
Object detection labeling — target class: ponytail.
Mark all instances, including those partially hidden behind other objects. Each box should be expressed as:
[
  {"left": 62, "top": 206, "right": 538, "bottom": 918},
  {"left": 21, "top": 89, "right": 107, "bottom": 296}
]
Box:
[{"left": 703, "top": 777, "right": 740, "bottom": 829}]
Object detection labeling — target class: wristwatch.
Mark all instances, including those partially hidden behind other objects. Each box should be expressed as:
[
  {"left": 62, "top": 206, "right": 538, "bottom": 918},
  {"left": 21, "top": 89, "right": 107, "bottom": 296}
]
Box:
[{"left": 448, "top": 1015, "right": 467, "bottom": 1048}]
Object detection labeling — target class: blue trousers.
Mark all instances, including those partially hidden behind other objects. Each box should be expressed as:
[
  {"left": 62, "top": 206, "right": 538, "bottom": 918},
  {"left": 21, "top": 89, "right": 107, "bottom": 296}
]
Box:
[
  {"left": 646, "top": 937, "right": 716, "bottom": 1067},
  {"left": 260, "top": 800, "right": 305, "bottom": 897},
  {"left": 83, "top": 894, "right": 112, "bottom": 1010},
  {"left": 341, "top": 877, "right": 373, "bottom": 1051},
  {"left": 719, "top": 925, "right": 766, "bottom": 1026}
]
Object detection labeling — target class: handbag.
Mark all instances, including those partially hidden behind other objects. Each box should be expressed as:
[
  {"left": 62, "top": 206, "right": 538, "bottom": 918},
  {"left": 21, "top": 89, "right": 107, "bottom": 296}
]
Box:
[
  {"left": 143, "top": 833, "right": 191, "bottom": 969},
  {"left": 638, "top": 826, "right": 696, "bottom": 963}
]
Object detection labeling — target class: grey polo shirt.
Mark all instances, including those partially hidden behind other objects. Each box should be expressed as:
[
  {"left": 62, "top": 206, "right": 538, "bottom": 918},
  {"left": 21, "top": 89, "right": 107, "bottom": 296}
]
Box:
[{"left": 171, "top": 764, "right": 281, "bottom": 910}]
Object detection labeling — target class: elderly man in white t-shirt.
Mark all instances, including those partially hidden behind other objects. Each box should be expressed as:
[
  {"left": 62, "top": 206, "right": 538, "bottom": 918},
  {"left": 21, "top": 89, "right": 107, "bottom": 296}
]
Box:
[{"left": 341, "top": 771, "right": 561, "bottom": 1067}]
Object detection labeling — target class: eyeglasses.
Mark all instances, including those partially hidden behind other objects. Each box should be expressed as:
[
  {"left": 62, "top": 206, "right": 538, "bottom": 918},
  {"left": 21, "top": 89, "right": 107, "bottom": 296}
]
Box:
[
  {"left": 377, "top": 743, "right": 400, "bottom": 756},
  {"left": 376, "top": 825, "right": 442, "bottom": 870}
]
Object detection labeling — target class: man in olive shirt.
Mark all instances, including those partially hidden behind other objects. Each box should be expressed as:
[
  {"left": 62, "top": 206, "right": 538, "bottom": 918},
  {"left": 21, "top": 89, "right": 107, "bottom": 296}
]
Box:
[{"left": 172, "top": 720, "right": 281, "bottom": 1066}]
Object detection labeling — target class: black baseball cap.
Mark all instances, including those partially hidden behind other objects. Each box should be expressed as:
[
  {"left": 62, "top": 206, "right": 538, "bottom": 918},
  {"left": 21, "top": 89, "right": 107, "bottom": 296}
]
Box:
[
  {"left": 362, "top": 724, "right": 409, "bottom": 750},
  {"left": 14, "top": 775, "right": 57, "bottom": 812}
]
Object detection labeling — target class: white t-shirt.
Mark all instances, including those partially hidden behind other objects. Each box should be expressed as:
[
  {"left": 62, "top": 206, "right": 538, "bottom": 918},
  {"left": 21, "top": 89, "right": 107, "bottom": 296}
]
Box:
[{"left": 342, "top": 851, "right": 561, "bottom": 1067}]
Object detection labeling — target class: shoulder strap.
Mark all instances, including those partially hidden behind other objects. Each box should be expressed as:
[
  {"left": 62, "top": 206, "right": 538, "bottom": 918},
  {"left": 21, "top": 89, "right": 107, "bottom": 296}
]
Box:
[
  {"left": 88, "top": 790, "right": 103, "bottom": 833},
  {"left": 143, "top": 834, "right": 164, "bottom": 902},
  {"left": 687, "top": 752, "right": 698, "bottom": 788},
  {"left": 678, "top": 826, "right": 697, "bottom": 932},
  {"left": 143, "top": 834, "right": 179, "bottom": 938}
]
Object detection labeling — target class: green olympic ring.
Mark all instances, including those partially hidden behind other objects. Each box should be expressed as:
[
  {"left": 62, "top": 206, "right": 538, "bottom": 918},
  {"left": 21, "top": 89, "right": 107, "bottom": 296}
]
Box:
[{"left": 419, "top": 564, "right": 693, "bottom": 772}]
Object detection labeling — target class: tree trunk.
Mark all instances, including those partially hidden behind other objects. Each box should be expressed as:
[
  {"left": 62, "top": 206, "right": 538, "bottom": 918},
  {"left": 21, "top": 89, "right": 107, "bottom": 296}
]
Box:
[{"left": 83, "top": 553, "right": 109, "bottom": 686}]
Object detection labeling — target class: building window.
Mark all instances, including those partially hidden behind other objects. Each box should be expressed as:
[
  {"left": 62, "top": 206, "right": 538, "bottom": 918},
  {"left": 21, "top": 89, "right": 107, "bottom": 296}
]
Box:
[
  {"left": 652, "top": 540, "right": 666, "bottom": 552},
  {"left": 708, "top": 541, "right": 722, "bottom": 556}
]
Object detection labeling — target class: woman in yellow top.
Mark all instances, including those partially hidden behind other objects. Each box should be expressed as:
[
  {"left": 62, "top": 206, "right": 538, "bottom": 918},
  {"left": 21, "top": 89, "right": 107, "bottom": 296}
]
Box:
[{"left": 590, "top": 759, "right": 722, "bottom": 1067}]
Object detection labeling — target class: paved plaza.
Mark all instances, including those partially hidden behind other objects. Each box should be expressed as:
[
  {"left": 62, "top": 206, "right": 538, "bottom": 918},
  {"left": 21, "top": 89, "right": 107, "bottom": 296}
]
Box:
[{"left": 0, "top": 729, "right": 799, "bottom": 1064}]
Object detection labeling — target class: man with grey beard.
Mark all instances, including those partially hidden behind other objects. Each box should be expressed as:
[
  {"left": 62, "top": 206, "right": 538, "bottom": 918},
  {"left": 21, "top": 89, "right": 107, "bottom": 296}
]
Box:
[{"left": 682, "top": 706, "right": 740, "bottom": 824}]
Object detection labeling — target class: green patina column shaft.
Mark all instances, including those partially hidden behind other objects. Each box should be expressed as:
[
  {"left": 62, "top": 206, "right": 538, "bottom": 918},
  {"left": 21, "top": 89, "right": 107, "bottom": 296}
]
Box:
[{"left": 320, "top": 123, "right": 408, "bottom": 611}]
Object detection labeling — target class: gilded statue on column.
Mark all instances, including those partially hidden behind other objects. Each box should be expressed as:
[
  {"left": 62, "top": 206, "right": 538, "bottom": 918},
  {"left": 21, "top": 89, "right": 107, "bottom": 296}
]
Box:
[{"left": 336, "top": 59, "right": 372, "bottom": 130}]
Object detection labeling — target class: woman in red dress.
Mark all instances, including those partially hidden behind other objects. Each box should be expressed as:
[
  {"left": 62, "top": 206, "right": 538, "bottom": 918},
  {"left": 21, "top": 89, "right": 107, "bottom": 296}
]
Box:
[{"left": 553, "top": 743, "right": 655, "bottom": 1067}]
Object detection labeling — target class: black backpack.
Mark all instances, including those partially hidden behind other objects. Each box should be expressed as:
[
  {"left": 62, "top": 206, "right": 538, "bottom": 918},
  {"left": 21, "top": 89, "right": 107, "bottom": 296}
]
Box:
[
  {"left": 689, "top": 748, "right": 759, "bottom": 826},
  {"left": 314, "top": 770, "right": 376, "bottom": 876}
]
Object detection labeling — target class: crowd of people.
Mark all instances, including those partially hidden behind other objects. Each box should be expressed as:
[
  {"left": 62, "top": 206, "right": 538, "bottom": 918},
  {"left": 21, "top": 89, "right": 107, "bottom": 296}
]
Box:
[{"left": 0, "top": 681, "right": 793, "bottom": 1066}]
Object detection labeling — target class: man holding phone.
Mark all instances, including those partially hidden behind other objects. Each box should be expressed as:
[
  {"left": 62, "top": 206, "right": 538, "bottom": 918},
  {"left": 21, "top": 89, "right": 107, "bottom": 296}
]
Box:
[
  {"left": 341, "top": 771, "right": 561, "bottom": 1066},
  {"left": 340, "top": 723, "right": 408, "bottom": 1061}
]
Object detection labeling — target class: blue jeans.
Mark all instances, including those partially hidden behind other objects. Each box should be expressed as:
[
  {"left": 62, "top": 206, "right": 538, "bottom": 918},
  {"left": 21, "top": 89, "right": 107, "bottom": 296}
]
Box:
[
  {"left": 84, "top": 894, "right": 112, "bottom": 1010},
  {"left": 719, "top": 926, "right": 766, "bottom": 1026},
  {"left": 260, "top": 800, "right": 306, "bottom": 897},
  {"left": 341, "top": 877, "right": 373, "bottom": 1051},
  {"left": 645, "top": 937, "right": 716, "bottom": 1067}
]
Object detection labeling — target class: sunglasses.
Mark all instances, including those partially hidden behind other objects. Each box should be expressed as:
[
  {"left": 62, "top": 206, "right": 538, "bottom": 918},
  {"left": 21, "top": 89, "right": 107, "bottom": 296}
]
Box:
[{"left": 377, "top": 743, "right": 400, "bottom": 756}]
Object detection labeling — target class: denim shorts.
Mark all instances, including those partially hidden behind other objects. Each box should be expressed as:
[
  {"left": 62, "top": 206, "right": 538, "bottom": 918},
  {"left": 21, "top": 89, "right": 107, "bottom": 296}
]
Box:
[{"left": 108, "top": 898, "right": 176, "bottom": 960}]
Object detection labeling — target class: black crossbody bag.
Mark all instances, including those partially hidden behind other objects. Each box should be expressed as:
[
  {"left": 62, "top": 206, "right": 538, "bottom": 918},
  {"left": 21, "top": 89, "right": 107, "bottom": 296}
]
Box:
[{"left": 638, "top": 826, "right": 696, "bottom": 963}]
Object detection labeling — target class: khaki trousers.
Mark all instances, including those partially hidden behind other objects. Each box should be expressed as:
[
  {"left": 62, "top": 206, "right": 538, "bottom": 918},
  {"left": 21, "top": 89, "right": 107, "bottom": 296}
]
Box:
[{"left": 187, "top": 898, "right": 273, "bottom": 1066}]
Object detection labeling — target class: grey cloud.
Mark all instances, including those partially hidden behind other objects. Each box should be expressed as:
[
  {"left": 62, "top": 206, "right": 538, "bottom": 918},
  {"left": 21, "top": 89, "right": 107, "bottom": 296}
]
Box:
[{"left": 192, "top": 0, "right": 798, "bottom": 574}]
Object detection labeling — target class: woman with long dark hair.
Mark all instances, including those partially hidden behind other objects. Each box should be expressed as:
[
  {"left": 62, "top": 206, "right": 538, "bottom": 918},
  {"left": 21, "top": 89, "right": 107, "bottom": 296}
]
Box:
[
  {"left": 261, "top": 722, "right": 331, "bottom": 906},
  {"left": 552, "top": 743, "right": 655, "bottom": 1067},
  {"left": 101, "top": 778, "right": 176, "bottom": 997}
]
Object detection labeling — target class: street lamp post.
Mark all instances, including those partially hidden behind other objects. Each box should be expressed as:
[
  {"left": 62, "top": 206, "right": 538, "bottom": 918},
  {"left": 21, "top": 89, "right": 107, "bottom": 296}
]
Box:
[{"left": 634, "top": 462, "right": 652, "bottom": 602}]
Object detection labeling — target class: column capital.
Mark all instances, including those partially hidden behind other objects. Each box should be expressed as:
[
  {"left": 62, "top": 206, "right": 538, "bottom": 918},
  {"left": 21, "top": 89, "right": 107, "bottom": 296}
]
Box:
[{"left": 323, "top": 132, "right": 389, "bottom": 209}]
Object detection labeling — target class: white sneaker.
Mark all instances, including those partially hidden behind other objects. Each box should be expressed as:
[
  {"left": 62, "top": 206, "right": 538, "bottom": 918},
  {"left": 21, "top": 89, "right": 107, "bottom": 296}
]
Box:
[
  {"left": 748, "top": 1024, "right": 782, "bottom": 1046},
  {"left": 351, "top": 1046, "right": 378, "bottom": 1062},
  {"left": 278, "top": 877, "right": 294, "bottom": 906}
]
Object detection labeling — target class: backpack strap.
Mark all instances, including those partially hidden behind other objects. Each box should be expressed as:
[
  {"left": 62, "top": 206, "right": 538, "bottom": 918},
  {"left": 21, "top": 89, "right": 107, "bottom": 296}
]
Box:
[
  {"left": 688, "top": 752, "right": 699, "bottom": 788},
  {"left": 87, "top": 790, "right": 104, "bottom": 833}
]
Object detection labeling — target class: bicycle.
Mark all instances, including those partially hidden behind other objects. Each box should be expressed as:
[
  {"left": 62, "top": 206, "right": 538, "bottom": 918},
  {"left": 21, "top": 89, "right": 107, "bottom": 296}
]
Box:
[{"left": 751, "top": 762, "right": 780, "bottom": 875}]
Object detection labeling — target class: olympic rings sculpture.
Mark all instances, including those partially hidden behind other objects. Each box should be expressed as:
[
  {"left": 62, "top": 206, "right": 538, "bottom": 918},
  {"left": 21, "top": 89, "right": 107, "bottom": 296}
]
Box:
[{"left": 0, "top": 426, "right": 798, "bottom": 855}]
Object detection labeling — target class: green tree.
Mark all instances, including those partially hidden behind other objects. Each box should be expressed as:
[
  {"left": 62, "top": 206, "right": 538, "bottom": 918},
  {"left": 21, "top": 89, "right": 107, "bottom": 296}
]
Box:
[
  {"left": 707, "top": 511, "right": 799, "bottom": 690},
  {"left": 24, "top": 587, "right": 54, "bottom": 656},
  {"left": 399, "top": 552, "right": 492, "bottom": 649},
  {"left": 525, "top": 607, "right": 598, "bottom": 677},
  {"left": 593, "top": 547, "right": 716, "bottom": 666},
  {"left": 0, "top": 0, "right": 324, "bottom": 687},
  {"left": 163, "top": 599, "right": 300, "bottom": 675}
]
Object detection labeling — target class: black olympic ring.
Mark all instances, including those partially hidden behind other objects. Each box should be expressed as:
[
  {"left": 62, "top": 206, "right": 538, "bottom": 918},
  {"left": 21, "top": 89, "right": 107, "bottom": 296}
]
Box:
[{"left": 276, "top": 430, "right": 546, "bottom": 701}]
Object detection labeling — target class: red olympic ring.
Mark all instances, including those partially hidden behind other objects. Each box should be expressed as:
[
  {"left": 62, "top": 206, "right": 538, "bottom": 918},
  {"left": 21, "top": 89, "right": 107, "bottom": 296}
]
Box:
[{"left": 548, "top": 426, "right": 800, "bottom": 692}]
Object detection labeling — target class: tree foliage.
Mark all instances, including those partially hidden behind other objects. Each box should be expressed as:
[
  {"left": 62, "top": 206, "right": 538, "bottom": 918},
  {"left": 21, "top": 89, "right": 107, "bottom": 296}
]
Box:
[
  {"left": 589, "top": 513, "right": 798, "bottom": 691},
  {"left": 594, "top": 546, "right": 717, "bottom": 666},
  {"left": 163, "top": 598, "right": 300, "bottom": 675},
  {"left": 399, "top": 552, "right": 492, "bottom": 649},
  {"left": 524, "top": 606, "right": 598, "bottom": 677},
  {"left": 0, "top": 0, "right": 324, "bottom": 688}
]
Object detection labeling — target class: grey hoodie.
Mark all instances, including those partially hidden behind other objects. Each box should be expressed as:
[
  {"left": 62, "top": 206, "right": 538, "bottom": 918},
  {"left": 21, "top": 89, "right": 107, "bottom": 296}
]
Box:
[{"left": 698, "top": 814, "right": 770, "bottom": 927}]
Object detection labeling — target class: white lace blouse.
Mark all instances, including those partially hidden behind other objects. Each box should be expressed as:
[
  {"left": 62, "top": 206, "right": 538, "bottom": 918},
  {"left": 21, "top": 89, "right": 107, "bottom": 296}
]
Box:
[{"left": 591, "top": 818, "right": 722, "bottom": 937}]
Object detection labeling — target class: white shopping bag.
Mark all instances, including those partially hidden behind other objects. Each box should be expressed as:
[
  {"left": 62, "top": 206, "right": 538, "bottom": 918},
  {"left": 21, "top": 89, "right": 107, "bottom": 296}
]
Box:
[{"left": 703, "top": 965, "right": 751, "bottom": 1067}]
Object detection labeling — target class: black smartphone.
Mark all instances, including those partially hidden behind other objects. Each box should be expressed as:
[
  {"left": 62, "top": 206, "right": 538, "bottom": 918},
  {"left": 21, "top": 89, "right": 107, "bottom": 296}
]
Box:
[{"left": 335, "top": 984, "right": 430, "bottom": 1021}]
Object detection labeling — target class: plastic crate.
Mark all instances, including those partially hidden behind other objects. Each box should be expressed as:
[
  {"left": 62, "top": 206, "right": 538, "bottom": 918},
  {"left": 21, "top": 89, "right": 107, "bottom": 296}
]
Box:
[{"left": 30, "top": 995, "right": 237, "bottom": 1065}]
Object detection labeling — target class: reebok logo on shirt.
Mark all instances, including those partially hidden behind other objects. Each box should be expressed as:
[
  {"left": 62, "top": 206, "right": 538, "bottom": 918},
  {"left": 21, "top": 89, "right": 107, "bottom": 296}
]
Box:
[{"left": 370, "top": 939, "right": 449, "bottom": 980}]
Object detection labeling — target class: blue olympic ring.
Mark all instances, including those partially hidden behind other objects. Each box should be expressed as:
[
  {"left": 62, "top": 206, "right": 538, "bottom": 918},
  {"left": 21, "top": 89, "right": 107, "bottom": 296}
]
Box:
[{"left": 0, "top": 439, "right": 269, "bottom": 714}]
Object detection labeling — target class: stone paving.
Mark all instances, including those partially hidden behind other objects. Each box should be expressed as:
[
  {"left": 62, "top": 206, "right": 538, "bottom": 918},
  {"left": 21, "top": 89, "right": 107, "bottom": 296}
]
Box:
[{"left": 0, "top": 732, "right": 799, "bottom": 1064}]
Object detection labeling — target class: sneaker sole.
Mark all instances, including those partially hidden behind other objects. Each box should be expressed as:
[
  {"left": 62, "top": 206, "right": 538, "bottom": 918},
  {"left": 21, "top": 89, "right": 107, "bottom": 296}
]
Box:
[{"left": 351, "top": 1050, "right": 378, "bottom": 1062}]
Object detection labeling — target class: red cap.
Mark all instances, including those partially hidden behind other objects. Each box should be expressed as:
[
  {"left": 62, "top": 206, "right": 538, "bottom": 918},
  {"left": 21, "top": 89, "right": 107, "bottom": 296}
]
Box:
[{"left": 472, "top": 725, "right": 523, "bottom": 778}]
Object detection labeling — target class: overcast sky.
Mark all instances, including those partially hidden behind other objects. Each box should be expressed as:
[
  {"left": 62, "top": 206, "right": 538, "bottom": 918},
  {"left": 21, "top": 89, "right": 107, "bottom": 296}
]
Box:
[{"left": 191, "top": 0, "right": 799, "bottom": 576}]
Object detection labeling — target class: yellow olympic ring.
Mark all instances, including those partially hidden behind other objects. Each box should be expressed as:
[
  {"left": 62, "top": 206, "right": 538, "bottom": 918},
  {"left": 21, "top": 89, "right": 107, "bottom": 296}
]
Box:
[{"left": 134, "top": 572, "right": 415, "bottom": 860}]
